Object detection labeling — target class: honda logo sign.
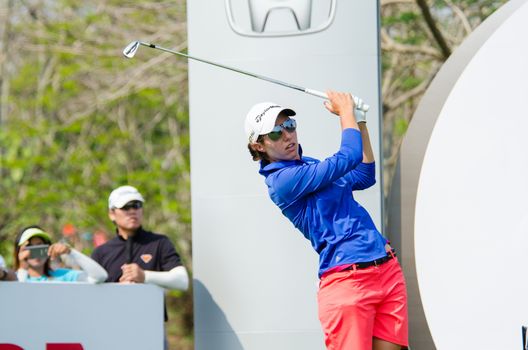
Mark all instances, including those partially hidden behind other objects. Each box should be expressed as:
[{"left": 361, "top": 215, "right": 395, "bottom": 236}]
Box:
[{"left": 225, "top": 0, "right": 336, "bottom": 37}]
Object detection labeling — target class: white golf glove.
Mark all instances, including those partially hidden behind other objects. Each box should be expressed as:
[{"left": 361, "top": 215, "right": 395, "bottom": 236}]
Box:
[
  {"left": 353, "top": 96, "right": 367, "bottom": 123},
  {"left": 355, "top": 108, "right": 367, "bottom": 123}
]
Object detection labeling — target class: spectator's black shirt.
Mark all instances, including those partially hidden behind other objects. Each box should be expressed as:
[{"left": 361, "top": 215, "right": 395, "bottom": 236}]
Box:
[{"left": 92, "top": 227, "right": 182, "bottom": 282}]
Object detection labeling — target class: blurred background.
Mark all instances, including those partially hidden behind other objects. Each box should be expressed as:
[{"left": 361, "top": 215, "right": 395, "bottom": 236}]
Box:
[{"left": 0, "top": 1, "right": 507, "bottom": 348}]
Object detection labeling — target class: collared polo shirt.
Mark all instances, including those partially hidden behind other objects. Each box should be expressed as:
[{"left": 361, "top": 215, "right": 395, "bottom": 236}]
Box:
[
  {"left": 91, "top": 227, "right": 182, "bottom": 282},
  {"left": 259, "top": 128, "right": 388, "bottom": 277}
]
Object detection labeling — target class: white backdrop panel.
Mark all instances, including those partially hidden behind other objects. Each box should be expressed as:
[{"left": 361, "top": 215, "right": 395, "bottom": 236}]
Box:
[
  {"left": 0, "top": 283, "right": 164, "bottom": 349},
  {"left": 188, "top": 1, "right": 382, "bottom": 349},
  {"left": 415, "top": 1, "right": 528, "bottom": 349}
]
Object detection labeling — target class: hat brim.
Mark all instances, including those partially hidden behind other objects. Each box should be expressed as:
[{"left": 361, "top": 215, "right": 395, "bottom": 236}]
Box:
[
  {"left": 256, "top": 108, "right": 297, "bottom": 141},
  {"left": 110, "top": 194, "right": 145, "bottom": 209},
  {"left": 18, "top": 228, "right": 52, "bottom": 246}
]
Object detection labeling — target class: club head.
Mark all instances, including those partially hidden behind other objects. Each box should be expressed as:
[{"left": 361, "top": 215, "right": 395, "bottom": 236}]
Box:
[{"left": 123, "top": 41, "right": 141, "bottom": 58}]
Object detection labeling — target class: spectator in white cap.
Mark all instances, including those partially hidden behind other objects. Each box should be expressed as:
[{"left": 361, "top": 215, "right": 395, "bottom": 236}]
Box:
[
  {"left": 14, "top": 225, "right": 108, "bottom": 283},
  {"left": 92, "top": 185, "right": 189, "bottom": 349},
  {"left": 93, "top": 185, "right": 188, "bottom": 289}
]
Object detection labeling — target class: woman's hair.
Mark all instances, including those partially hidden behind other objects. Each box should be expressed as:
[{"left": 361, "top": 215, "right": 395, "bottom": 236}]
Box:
[
  {"left": 248, "top": 136, "right": 269, "bottom": 162},
  {"left": 14, "top": 225, "right": 53, "bottom": 276}
]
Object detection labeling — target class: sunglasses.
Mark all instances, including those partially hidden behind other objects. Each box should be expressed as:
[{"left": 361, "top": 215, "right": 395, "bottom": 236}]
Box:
[
  {"left": 266, "top": 118, "right": 297, "bottom": 141},
  {"left": 120, "top": 201, "right": 143, "bottom": 211}
]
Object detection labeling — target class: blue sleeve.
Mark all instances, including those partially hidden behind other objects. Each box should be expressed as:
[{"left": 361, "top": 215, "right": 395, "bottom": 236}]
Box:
[
  {"left": 271, "top": 128, "right": 363, "bottom": 201},
  {"left": 344, "top": 162, "right": 376, "bottom": 191}
]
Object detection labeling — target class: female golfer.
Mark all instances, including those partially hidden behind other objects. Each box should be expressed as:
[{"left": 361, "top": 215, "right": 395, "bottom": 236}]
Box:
[{"left": 245, "top": 91, "right": 408, "bottom": 350}]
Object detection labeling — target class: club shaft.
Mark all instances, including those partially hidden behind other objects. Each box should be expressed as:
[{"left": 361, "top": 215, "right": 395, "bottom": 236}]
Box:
[
  {"left": 139, "top": 42, "right": 369, "bottom": 112},
  {"left": 142, "top": 42, "right": 306, "bottom": 92}
]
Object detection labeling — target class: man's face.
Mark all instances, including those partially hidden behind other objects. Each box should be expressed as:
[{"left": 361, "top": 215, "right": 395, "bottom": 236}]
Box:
[{"left": 109, "top": 200, "right": 143, "bottom": 232}]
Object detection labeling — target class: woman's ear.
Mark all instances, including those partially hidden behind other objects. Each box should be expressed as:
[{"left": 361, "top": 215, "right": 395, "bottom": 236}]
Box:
[{"left": 252, "top": 142, "right": 265, "bottom": 153}]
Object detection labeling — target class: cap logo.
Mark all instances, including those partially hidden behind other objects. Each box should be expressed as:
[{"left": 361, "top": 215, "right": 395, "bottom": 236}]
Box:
[
  {"left": 255, "top": 105, "right": 280, "bottom": 123},
  {"left": 140, "top": 254, "right": 152, "bottom": 264}
]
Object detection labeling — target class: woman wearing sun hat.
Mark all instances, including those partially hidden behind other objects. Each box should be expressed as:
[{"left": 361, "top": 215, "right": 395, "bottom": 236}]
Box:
[
  {"left": 245, "top": 91, "right": 408, "bottom": 350},
  {"left": 14, "top": 225, "right": 108, "bottom": 283}
]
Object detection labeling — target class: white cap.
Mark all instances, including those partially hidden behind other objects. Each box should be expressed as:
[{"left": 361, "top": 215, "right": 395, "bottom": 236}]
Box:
[
  {"left": 108, "top": 185, "right": 145, "bottom": 209},
  {"left": 244, "top": 102, "right": 296, "bottom": 143},
  {"left": 18, "top": 227, "right": 52, "bottom": 246}
]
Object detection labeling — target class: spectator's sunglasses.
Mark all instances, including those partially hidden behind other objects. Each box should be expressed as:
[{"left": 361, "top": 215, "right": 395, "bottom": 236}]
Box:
[
  {"left": 266, "top": 119, "right": 297, "bottom": 141},
  {"left": 121, "top": 201, "right": 143, "bottom": 211}
]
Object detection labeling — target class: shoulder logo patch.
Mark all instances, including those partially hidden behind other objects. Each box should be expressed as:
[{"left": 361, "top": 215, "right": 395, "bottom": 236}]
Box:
[{"left": 140, "top": 254, "right": 153, "bottom": 264}]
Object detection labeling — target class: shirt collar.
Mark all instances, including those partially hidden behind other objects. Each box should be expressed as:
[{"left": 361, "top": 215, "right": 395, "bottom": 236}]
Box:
[
  {"left": 258, "top": 144, "right": 305, "bottom": 177},
  {"left": 115, "top": 226, "right": 145, "bottom": 242}
]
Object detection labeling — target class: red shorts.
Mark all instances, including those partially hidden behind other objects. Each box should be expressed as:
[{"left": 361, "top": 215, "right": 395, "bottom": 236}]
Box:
[{"left": 317, "top": 258, "right": 408, "bottom": 350}]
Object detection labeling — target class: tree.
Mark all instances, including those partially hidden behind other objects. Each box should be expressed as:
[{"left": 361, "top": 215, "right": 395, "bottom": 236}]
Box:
[
  {"left": 0, "top": 1, "right": 192, "bottom": 348},
  {"left": 381, "top": 0, "right": 507, "bottom": 201}
]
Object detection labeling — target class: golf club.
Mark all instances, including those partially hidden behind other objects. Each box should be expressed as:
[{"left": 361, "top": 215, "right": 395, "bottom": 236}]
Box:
[{"left": 123, "top": 41, "right": 369, "bottom": 113}]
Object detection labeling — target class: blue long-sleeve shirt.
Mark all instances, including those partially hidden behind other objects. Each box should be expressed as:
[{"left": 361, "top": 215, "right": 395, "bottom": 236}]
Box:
[{"left": 259, "top": 128, "right": 388, "bottom": 277}]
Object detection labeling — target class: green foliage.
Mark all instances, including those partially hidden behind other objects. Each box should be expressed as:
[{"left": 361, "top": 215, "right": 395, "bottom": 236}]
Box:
[
  {"left": 395, "top": 117, "right": 409, "bottom": 137},
  {"left": 401, "top": 76, "right": 423, "bottom": 90},
  {"left": 400, "top": 11, "right": 420, "bottom": 24},
  {"left": 0, "top": 1, "right": 191, "bottom": 348}
]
